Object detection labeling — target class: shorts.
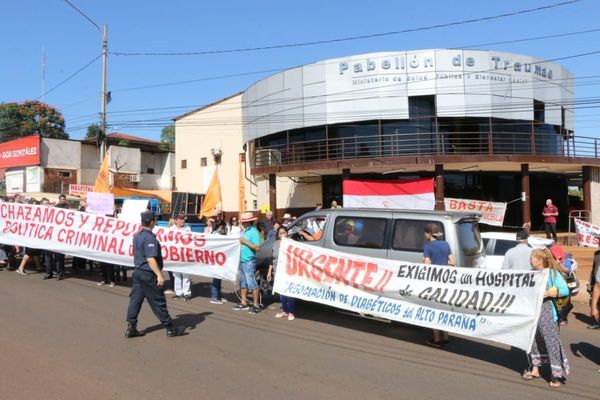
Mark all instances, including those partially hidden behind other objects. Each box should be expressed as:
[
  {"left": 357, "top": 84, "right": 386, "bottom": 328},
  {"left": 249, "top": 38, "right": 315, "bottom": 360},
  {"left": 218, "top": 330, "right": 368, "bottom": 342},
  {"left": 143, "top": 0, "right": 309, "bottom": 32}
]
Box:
[
  {"left": 238, "top": 259, "right": 258, "bottom": 290},
  {"left": 25, "top": 247, "right": 42, "bottom": 257}
]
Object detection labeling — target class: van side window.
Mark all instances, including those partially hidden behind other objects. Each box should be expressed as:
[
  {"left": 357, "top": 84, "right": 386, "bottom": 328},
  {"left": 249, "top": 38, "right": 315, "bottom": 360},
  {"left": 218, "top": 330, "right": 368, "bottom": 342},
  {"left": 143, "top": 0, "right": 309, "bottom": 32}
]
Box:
[
  {"left": 293, "top": 216, "right": 327, "bottom": 242},
  {"left": 392, "top": 219, "right": 445, "bottom": 251},
  {"left": 333, "top": 217, "right": 387, "bottom": 249}
]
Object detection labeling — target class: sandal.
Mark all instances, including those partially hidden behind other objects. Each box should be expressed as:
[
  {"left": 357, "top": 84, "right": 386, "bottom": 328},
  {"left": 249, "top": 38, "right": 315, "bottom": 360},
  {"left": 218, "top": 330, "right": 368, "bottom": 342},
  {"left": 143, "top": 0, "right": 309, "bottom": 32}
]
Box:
[
  {"left": 275, "top": 312, "right": 288, "bottom": 318},
  {"left": 426, "top": 338, "right": 442, "bottom": 348},
  {"left": 16, "top": 269, "right": 28, "bottom": 276},
  {"left": 522, "top": 370, "right": 540, "bottom": 381},
  {"left": 549, "top": 380, "right": 560, "bottom": 388}
]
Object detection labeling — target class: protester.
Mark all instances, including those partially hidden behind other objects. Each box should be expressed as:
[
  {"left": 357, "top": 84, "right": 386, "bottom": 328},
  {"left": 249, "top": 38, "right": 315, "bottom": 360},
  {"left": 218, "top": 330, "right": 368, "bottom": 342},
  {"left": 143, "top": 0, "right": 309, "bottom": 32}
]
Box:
[
  {"left": 44, "top": 194, "right": 69, "bottom": 280},
  {"left": 542, "top": 199, "right": 559, "bottom": 241},
  {"left": 549, "top": 244, "right": 577, "bottom": 326},
  {"left": 330, "top": 200, "right": 342, "bottom": 209},
  {"left": 281, "top": 213, "right": 292, "bottom": 228},
  {"left": 267, "top": 226, "right": 295, "bottom": 320},
  {"left": 98, "top": 263, "right": 116, "bottom": 287},
  {"left": 501, "top": 230, "right": 533, "bottom": 270},
  {"left": 228, "top": 216, "right": 242, "bottom": 236},
  {"left": 259, "top": 210, "right": 276, "bottom": 241},
  {"left": 423, "top": 223, "right": 454, "bottom": 348},
  {"left": 171, "top": 213, "right": 192, "bottom": 301},
  {"left": 588, "top": 240, "right": 600, "bottom": 329},
  {"left": 232, "top": 212, "right": 261, "bottom": 314},
  {"left": 204, "top": 218, "right": 215, "bottom": 234},
  {"left": 125, "top": 211, "right": 181, "bottom": 338},
  {"left": 210, "top": 220, "right": 229, "bottom": 304},
  {"left": 15, "top": 246, "right": 43, "bottom": 276},
  {"left": 522, "top": 248, "right": 569, "bottom": 388}
]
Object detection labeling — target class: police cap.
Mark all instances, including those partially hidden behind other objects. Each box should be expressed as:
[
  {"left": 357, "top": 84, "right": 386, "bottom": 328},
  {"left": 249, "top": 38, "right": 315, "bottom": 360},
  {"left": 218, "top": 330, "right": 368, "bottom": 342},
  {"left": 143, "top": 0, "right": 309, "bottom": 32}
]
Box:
[{"left": 141, "top": 211, "right": 156, "bottom": 223}]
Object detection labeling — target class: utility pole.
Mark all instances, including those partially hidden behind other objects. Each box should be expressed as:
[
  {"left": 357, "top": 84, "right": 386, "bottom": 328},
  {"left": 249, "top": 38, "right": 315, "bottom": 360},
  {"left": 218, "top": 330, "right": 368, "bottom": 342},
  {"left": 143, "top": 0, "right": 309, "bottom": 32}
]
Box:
[{"left": 100, "top": 25, "right": 108, "bottom": 162}]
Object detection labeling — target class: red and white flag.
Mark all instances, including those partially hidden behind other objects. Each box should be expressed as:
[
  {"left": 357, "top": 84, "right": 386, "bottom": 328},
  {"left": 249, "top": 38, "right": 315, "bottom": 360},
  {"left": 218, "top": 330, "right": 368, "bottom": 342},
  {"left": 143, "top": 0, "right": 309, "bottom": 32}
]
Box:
[{"left": 343, "top": 179, "right": 435, "bottom": 210}]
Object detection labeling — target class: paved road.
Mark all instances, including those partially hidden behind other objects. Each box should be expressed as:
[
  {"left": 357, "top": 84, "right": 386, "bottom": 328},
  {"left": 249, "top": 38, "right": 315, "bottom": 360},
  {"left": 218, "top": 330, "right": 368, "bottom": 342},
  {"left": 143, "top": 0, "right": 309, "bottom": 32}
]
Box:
[{"left": 1, "top": 269, "right": 598, "bottom": 400}]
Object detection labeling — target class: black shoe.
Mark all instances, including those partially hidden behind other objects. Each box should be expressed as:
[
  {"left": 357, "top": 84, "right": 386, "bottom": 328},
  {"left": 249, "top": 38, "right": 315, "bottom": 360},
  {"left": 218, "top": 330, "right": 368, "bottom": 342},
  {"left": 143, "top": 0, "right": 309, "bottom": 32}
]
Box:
[
  {"left": 248, "top": 305, "right": 261, "bottom": 315},
  {"left": 587, "top": 323, "right": 600, "bottom": 330},
  {"left": 166, "top": 327, "right": 183, "bottom": 337},
  {"left": 125, "top": 326, "right": 145, "bottom": 338},
  {"left": 56, "top": 275, "right": 64, "bottom": 281},
  {"left": 43, "top": 274, "right": 54, "bottom": 280}
]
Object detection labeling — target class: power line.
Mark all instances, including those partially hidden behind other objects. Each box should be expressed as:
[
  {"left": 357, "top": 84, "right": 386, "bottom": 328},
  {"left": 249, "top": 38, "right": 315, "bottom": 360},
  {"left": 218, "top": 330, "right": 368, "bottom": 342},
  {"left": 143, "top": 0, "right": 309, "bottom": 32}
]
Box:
[
  {"left": 457, "top": 27, "right": 600, "bottom": 49},
  {"left": 63, "top": 0, "right": 101, "bottom": 32},
  {"left": 35, "top": 54, "right": 102, "bottom": 100},
  {"left": 110, "top": 1, "right": 580, "bottom": 56}
]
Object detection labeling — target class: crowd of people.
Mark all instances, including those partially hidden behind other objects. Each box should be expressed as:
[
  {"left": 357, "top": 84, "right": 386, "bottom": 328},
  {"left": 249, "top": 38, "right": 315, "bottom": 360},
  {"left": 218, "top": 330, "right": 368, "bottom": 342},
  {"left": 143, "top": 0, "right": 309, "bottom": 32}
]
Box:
[{"left": 2, "top": 194, "right": 599, "bottom": 387}]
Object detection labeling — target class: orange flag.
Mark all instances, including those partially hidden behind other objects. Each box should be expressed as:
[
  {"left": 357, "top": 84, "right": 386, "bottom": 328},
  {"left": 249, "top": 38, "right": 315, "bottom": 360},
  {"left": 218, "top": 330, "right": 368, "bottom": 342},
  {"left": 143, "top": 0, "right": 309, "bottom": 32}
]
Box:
[
  {"left": 94, "top": 150, "right": 112, "bottom": 193},
  {"left": 239, "top": 158, "right": 246, "bottom": 216},
  {"left": 200, "top": 168, "right": 222, "bottom": 217}
]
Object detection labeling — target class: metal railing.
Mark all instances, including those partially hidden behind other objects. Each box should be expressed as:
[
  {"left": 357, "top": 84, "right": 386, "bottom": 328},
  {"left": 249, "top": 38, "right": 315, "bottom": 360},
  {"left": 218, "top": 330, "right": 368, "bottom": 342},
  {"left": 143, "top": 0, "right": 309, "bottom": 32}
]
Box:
[{"left": 254, "top": 131, "right": 600, "bottom": 167}]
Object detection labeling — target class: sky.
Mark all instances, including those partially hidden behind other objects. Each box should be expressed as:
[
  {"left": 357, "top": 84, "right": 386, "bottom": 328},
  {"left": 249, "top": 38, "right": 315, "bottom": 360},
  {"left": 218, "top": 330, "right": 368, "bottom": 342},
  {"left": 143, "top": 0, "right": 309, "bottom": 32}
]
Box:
[{"left": 2, "top": 0, "right": 600, "bottom": 141}]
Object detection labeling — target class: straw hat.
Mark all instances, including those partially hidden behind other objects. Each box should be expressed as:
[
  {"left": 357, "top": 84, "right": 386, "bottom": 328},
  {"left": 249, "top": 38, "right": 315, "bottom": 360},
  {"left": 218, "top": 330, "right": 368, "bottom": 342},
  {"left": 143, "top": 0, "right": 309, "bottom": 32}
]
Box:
[
  {"left": 282, "top": 213, "right": 292, "bottom": 220},
  {"left": 240, "top": 212, "right": 257, "bottom": 223}
]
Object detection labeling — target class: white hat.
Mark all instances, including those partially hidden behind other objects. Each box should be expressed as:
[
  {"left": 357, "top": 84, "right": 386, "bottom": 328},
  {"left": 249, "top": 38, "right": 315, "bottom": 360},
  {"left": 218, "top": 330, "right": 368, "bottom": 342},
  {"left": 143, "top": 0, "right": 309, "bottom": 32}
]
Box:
[
  {"left": 240, "top": 212, "right": 257, "bottom": 223},
  {"left": 282, "top": 213, "right": 291, "bottom": 220}
]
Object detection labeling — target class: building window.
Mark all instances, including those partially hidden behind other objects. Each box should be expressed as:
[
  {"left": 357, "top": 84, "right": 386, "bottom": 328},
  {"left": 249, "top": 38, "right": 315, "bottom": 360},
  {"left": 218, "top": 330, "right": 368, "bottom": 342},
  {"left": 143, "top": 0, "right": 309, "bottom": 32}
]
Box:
[
  {"left": 253, "top": 200, "right": 258, "bottom": 209},
  {"left": 59, "top": 171, "right": 72, "bottom": 178},
  {"left": 146, "top": 167, "right": 155, "bottom": 174},
  {"left": 534, "top": 100, "right": 545, "bottom": 123},
  {"left": 181, "top": 159, "right": 187, "bottom": 169},
  {"left": 201, "top": 157, "right": 207, "bottom": 167}
]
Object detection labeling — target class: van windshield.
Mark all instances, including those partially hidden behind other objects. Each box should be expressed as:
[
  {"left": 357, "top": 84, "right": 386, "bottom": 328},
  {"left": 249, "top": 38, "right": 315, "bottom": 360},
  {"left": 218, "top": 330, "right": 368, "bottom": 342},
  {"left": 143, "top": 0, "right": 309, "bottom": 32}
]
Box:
[{"left": 457, "top": 221, "right": 483, "bottom": 256}]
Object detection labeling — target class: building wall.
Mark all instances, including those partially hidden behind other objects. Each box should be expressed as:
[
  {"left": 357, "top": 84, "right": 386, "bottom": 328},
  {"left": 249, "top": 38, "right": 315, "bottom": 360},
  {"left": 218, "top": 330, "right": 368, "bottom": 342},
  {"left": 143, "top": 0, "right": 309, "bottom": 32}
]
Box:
[
  {"left": 176, "top": 93, "right": 256, "bottom": 213},
  {"left": 256, "top": 176, "right": 322, "bottom": 213},
  {"left": 43, "top": 168, "right": 77, "bottom": 193},
  {"left": 591, "top": 167, "right": 600, "bottom": 226},
  {"left": 81, "top": 144, "right": 101, "bottom": 185},
  {"left": 41, "top": 138, "right": 81, "bottom": 170},
  {"left": 140, "top": 151, "right": 174, "bottom": 190}
]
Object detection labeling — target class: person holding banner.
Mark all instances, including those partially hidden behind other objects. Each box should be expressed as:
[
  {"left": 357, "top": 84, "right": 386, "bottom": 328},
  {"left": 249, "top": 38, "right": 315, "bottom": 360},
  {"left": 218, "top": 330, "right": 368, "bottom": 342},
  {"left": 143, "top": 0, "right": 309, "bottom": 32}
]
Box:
[
  {"left": 125, "top": 211, "right": 181, "bottom": 338},
  {"left": 423, "top": 223, "right": 454, "bottom": 348},
  {"left": 210, "top": 220, "right": 229, "bottom": 304},
  {"left": 522, "top": 248, "right": 570, "bottom": 388},
  {"left": 171, "top": 213, "right": 192, "bottom": 301},
  {"left": 232, "top": 212, "right": 261, "bottom": 314},
  {"left": 268, "top": 226, "right": 296, "bottom": 321}
]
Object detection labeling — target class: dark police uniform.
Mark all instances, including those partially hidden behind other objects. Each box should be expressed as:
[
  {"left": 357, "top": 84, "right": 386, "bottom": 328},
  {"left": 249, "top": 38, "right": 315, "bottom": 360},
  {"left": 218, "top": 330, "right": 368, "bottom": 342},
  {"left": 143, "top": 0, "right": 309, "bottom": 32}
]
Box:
[{"left": 126, "top": 212, "right": 173, "bottom": 331}]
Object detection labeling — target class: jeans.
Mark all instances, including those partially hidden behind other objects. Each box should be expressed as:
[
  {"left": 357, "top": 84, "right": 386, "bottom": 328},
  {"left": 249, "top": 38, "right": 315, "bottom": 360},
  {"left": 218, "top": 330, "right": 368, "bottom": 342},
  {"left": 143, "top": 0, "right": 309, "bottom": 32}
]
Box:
[
  {"left": 126, "top": 269, "right": 172, "bottom": 328},
  {"left": 238, "top": 259, "right": 258, "bottom": 290},
  {"left": 211, "top": 278, "right": 222, "bottom": 300},
  {"left": 44, "top": 251, "right": 64, "bottom": 276},
  {"left": 101, "top": 263, "right": 116, "bottom": 283},
  {"left": 280, "top": 295, "right": 296, "bottom": 314}
]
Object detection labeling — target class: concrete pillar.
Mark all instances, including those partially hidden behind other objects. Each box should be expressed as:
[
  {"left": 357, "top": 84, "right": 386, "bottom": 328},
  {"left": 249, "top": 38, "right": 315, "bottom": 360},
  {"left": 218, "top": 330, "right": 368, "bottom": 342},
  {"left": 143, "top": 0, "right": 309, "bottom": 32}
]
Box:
[
  {"left": 583, "top": 166, "right": 592, "bottom": 215},
  {"left": 435, "top": 164, "right": 445, "bottom": 210},
  {"left": 268, "top": 174, "right": 276, "bottom": 217},
  {"left": 521, "top": 164, "right": 531, "bottom": 227}
]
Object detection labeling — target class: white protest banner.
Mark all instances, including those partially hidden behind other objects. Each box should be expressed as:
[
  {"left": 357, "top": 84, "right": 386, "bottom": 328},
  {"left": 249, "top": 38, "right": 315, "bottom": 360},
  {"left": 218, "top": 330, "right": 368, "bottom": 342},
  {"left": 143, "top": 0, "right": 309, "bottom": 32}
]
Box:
[
  {"left": 273, "top": 238, "right": 547, "bottom": 351},
  {"left": 0, "top": 202, "right": 239, "bottom": 280},
  {"left": 574, "top": 219, "right": 600, "bottom": 247},
  {"left": 444, "top": 198, "right": 507, "bottom": 227},
  {"left": 119, "top": 199, "right": 150, "bottom": 223},
  {"left": 86, "top": 192, "right": 115, "bottom": 215}
]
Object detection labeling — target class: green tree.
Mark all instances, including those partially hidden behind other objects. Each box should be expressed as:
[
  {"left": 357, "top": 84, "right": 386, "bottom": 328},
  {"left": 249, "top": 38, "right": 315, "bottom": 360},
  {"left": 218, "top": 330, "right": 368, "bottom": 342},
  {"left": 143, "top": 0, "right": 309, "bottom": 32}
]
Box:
[
  {"left": 85, "top": 123, "right": 103, "bottom": 140},
  {"left": 0, "top": 100, "right": 68, "bottom": 142},
  {"left": 160, "top": 125, "right": 175, "bottom": 151},
  {"left": 118, "top": 139, "right": 130, "bottom": 147}
]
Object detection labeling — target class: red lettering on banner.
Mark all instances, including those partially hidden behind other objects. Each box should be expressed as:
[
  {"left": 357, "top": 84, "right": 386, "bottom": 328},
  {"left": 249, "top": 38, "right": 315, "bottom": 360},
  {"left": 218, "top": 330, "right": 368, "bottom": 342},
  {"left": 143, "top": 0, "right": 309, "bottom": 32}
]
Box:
[
  {"left": 161, "top": 245, "right": 226, "bottom": 265},
  {"left": 283, "top": 243, "right": 393, "bottom": 292},
  {"left": 361, "top": 262, "right": 378, "bottom": 291}
]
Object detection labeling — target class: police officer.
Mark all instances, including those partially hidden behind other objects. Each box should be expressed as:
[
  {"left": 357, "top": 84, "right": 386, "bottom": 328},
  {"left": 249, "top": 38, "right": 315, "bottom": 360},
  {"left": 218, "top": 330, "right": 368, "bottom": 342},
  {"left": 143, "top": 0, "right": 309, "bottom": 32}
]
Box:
[{"left": 125, "top": 211, "right": 182, "bottom": 338}]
